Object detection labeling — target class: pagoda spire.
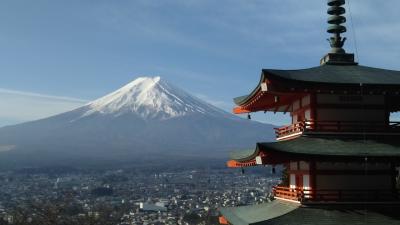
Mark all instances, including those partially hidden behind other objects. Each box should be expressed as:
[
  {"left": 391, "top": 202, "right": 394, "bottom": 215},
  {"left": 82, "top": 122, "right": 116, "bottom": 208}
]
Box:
[
  {"left": 320, "top": 0, "right": 357, "bottom": 65},
  {"left": 327, "top": 0, "right": 347, "bottom": 53}
]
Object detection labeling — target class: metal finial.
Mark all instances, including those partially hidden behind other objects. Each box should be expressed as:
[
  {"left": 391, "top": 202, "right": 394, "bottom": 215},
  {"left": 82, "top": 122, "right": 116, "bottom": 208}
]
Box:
[{"left": 327, "top": 0, "right": 347, "bottom": 53}]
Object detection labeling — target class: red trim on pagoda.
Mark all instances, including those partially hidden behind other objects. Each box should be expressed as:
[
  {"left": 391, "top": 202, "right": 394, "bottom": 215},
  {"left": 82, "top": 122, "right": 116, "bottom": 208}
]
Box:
[
  {"left": 227, "top": 159, "right": 257, "bottom": 168},
  {"left": 219, "top": 216, "right": 229, "bottom": 225},
  {"left": 227, "top": 151, "right": 296, "bottom": 168},
  {"left": 233, "top": 107, "right": 251, "bottom": 114},
  {"left": 233, "top": 92, "right": 303, "bottom": 115},
  {"left": 275, "top": 122, "right": 306, "bottom": 141}
]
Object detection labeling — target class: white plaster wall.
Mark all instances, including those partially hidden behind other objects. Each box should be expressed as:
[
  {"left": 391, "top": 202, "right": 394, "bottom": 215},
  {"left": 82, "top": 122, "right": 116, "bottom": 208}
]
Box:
[
  {"left": 290, "top": 174, "right": 296, "bottom": 189},
  {"left": 303, "top": 175, "right": 311, "bottom": 190},
  {"left": 305, "top": 109, "right": 311, "bottom": 120}
]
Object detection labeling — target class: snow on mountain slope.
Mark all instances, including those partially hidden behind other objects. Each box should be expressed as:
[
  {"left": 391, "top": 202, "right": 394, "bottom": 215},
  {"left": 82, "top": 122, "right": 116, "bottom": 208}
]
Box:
[
  {"left": 82, "top": 76, "right": 225, "bottom": 120},
  {"left": 0, "top": 76, "right": 275, "bottom": 167}
]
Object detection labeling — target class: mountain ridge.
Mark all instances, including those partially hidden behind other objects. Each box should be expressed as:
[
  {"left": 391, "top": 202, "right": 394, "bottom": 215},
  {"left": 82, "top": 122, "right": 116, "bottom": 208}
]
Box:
[{"left": 0, "top": 76, "right": 275, "bottom": 168}]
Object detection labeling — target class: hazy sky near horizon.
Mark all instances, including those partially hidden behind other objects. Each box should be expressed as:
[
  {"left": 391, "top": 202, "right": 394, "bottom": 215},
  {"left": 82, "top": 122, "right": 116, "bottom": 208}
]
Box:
[{"left": 1, "top": 0, "right": 400, "bottom": 127}]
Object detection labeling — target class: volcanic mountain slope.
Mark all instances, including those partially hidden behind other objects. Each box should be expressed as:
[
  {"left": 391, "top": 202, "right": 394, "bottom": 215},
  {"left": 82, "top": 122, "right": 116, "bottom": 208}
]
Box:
[{"left": 0, "top": 77, "right": 274, "bottom": 166}]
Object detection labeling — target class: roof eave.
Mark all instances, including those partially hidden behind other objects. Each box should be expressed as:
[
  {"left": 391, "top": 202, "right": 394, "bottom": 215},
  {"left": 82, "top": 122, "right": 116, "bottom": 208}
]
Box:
[{"left": 233, "top": 72, "right": 266, "bottom": 106}]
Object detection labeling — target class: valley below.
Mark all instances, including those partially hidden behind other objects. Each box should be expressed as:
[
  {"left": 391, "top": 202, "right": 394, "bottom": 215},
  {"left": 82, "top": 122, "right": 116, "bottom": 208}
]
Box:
[{"left": 0, "top": 163, "right": 280, "bottom": 225}]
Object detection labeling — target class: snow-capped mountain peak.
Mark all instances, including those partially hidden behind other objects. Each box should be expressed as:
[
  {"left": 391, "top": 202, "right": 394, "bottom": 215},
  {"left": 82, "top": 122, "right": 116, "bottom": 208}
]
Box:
[
  {"left": 0, "top": 76, "right": 275, "bottom": 167},
  {"left": 82, "top": 76, "right": 223, "bottom": 120}
]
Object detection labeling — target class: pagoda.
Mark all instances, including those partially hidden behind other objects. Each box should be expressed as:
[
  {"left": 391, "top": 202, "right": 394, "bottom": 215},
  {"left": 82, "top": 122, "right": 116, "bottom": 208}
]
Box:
[{"left": 219, "top": 1, "right": 400, "bottom": 224}]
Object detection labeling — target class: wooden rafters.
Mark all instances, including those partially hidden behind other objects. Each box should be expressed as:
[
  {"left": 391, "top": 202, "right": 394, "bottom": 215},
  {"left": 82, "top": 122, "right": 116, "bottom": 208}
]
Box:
[
  {"left": 227, "top": 159, "right": 257, "bottom": 168},
  {"left": 233, "top": 92, "right": 301, "bottom": 114}
]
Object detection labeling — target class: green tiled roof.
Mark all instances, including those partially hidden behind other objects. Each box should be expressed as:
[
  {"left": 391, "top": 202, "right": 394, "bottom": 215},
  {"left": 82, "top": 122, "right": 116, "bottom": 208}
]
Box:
[
  {"left": 219, "top": 200, "right": 299, "bottom": 225},
  {"left": 260, "top": 137, "right": 400, "bottom": 157},
  {"left": 230, "top": 149, "right": 260, "bottom": 162},
  {"left": 220, "top": 200, "right": 400, "bottom": 225},
  {"left": 233, "top": 95, "right": 251, "bottom": 105},
  {"left": 234, "top": 64, "right": 400, "bottom": 106},
  {"left": 230, "top": 137, "right": 400, "bottom": 162},
  {"left": 264, "top": 64, "right": 400, "bottom": 85}
]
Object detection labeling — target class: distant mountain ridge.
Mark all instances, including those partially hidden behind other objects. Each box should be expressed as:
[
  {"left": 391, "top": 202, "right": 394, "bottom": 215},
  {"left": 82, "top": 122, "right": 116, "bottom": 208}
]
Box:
[{"left": 0, "top": 77, "right": 275, "bottom": 168}]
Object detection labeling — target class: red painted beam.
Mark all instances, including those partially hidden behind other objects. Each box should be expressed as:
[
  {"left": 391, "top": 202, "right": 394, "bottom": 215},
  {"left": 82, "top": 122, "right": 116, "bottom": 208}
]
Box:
[
  {"left": 233, "top": 107, "right": 251, "bottom": 114},
  {"left": 227, "top": 160, "right": 257, "bottom": 168},
  {"left": 219, "top": 216, "right": 229, "bottom": 225}
]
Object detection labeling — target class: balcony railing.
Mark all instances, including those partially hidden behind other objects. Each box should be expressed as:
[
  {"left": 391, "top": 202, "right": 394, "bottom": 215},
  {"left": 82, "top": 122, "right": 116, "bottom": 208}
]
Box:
[
  {"left": 273, "top": 186, "right": 400, "bottom": 203},
  {"left": 273, "top": 186, "right": 302, "bottom": 201},
  {"left": 274, "top": 121, "right": 307, "bottom": 140},
  {"left": 275, "top": 120, "right": 400, "bottom": 140}
]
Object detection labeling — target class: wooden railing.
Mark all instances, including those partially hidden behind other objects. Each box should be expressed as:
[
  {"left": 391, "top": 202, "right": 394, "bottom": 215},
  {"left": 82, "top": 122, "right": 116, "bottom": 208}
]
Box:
[
  {"left": 273, "top": 186, "right": 302, "bottom": 201},
  {"left": 273, "top": 186, "right": 400, "bottom": 203},
  {"left": 275, "top": 120, "right": 400, "bottom": 140},
  {"left": 274, "top": 122, "right": 307, "bottom": 140}
]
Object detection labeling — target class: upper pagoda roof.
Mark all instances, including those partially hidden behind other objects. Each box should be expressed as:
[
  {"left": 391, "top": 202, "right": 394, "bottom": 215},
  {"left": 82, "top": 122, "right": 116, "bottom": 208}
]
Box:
[
  {"left": 264, "top": 64, "right": 400, "bottom": 85},
  {"left": 234, "top": 64, "right": 400, "bottom": 106}
]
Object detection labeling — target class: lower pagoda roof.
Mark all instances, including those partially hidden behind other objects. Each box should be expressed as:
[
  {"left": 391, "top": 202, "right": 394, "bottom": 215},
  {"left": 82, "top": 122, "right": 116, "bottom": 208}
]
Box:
[
  {"left": 219, "top": 200, "right": 299, "bottom": 225},
  {"left": 229, "top": 137, "right": 400, "bottom": 165},
  {"left": 220, "top": 200, "right": 400, "bottom": 225}
]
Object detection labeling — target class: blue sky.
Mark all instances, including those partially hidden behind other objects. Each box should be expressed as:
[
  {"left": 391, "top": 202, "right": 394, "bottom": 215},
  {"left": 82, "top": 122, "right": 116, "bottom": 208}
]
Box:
[{"left": 1, "top": 0, "right": 399, "bottom": 127}]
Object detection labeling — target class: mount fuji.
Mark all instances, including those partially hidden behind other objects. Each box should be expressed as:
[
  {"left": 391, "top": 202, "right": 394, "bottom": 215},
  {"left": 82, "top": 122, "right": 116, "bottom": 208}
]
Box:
[
  {"left": 82, "top": 76, "right": 224, "bottom": 120},
  {"left": 0, "top": 77, "right": 274, "bottom": 167}
]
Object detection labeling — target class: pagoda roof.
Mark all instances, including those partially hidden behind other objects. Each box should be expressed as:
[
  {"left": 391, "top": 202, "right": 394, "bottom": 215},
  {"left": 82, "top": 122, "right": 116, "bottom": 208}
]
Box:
[
  {"left": 230, "top": 137, "right": 400, "bottom": 163},
  {"left": 219, "top": 200, "right": 400, "bottom": 225},
  {"left": 264, "top": 64, "right": 400, "bottom": 85},
  {"left": 234, "top": 64, "right": 400, "bottom": 106},
  {"left": 219, "top": 200, "right": 299, "bottom": 225}
]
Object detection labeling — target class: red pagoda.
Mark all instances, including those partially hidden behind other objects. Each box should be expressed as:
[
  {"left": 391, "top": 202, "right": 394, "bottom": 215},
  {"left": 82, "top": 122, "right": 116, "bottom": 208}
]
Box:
[{"left": 219, "top": 1, "right": 400, "bottom": 224}]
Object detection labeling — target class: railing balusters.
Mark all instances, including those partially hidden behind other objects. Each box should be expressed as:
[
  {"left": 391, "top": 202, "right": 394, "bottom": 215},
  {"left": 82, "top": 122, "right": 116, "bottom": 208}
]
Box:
[
  {"left": 273, "top": 186, "right": 400, "bottom": 202},
  {"left": 275, "top": 120, "right": 400, "bottom": 139}
]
